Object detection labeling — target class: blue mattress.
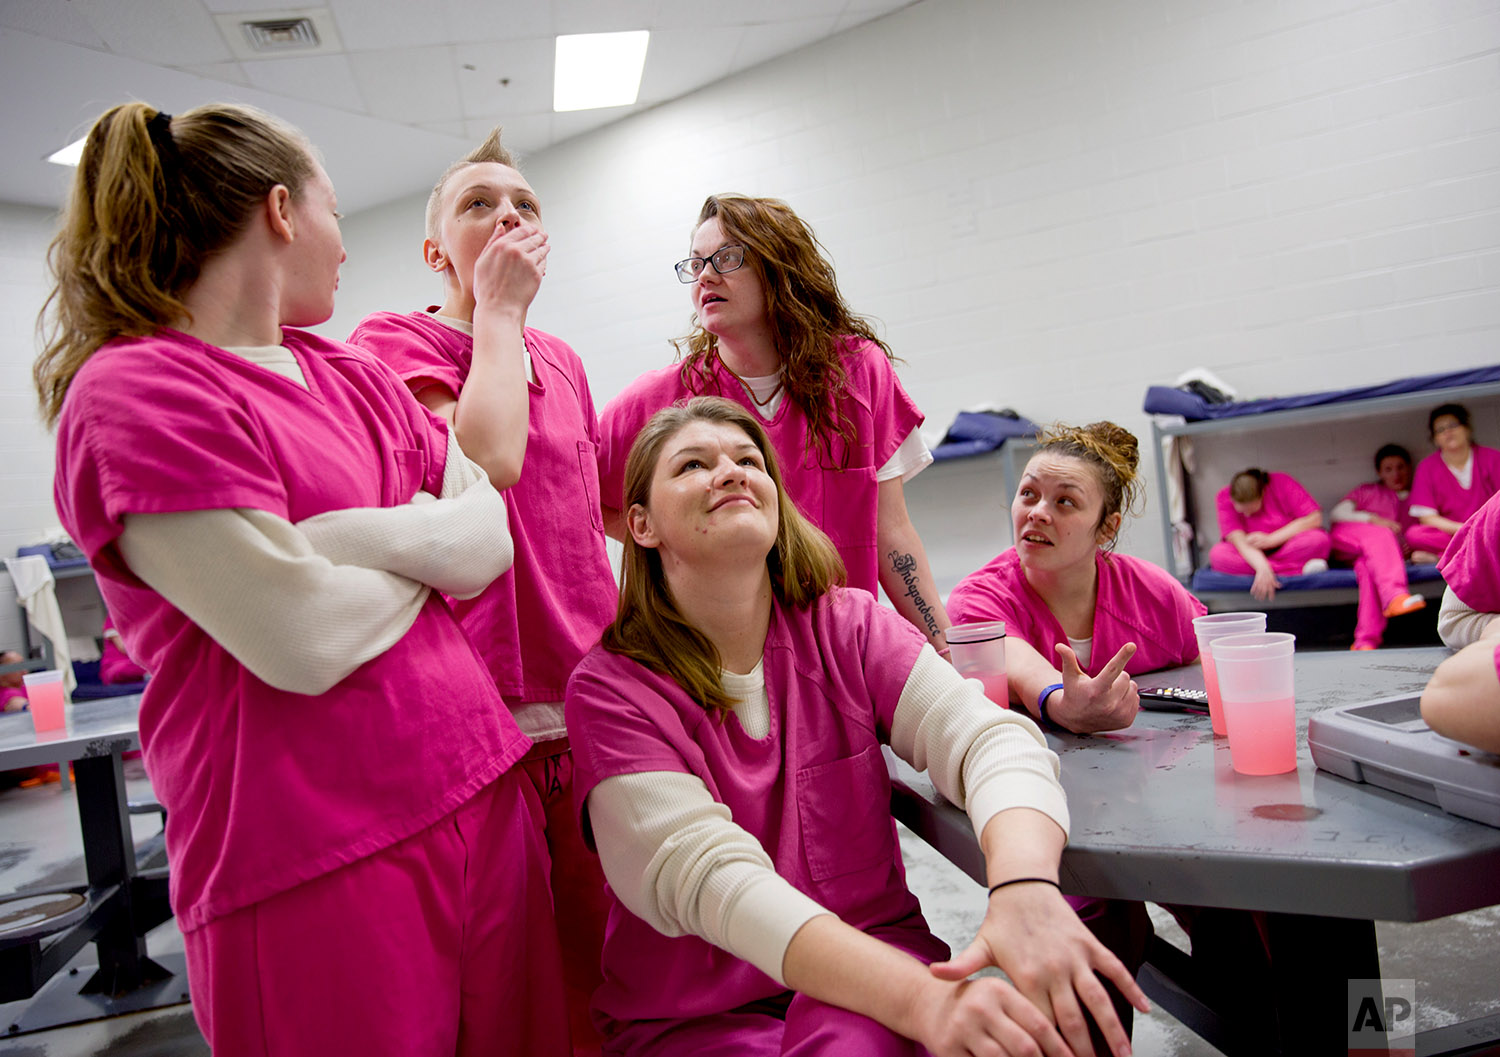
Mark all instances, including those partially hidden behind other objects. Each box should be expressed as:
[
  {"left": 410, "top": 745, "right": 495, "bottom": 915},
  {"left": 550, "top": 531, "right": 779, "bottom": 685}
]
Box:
[
  {"left": 69, "top": 659, "right": 147, "bottom": 700},
  {"left": 1144, "top": 366, "right": 1500, "bottom": 421},
  {"left": 1191, "top": 562, "right": 1445, "bottom": 594},
  {"left": 931, "top": 410, "right": 1039, "bottom": 462}
]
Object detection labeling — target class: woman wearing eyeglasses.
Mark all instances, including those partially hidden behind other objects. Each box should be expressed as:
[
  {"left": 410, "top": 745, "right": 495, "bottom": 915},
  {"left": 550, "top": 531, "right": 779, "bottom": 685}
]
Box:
[
  {"left": 599, "top": 195, "right": 952, "bottom": 650},
  {"left": 1406, "top": 403, "right": 1500, "bottom": 558}
]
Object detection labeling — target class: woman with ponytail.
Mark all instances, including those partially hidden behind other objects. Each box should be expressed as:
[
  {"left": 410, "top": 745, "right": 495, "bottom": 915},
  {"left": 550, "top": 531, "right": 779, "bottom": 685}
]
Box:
[{"left": 39, "top": 102, "right": 567, "bottom": 1057}]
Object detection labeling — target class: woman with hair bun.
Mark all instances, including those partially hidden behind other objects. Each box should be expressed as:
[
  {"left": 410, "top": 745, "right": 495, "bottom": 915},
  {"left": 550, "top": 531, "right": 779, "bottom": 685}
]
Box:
[
  {"left": 38, "top": 101, "right": 566, "bottom": 1056},
  {"left": 949, "top": 421, "right": 1206, "bottom": 736},
  {"left": 948, "top": 421, "right": 1205, "bottom": 1042},
  {"left": 1208, "top": 468, "right": 1332, "bottom": 601},
  {"left": 599, "top": 194, "right": 951, "bottom": 649}
]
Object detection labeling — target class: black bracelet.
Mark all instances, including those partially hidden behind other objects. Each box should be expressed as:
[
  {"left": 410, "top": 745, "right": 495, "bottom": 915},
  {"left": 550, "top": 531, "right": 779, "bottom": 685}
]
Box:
[{"left": 988, "top": 877, "right": 1061, "bottom": 897}]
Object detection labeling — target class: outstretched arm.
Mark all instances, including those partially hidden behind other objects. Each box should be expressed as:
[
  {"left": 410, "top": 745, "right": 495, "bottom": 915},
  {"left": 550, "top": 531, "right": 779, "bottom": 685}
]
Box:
[{"left": 1004, "top": 636, "right": 1140, "bottom": 733}]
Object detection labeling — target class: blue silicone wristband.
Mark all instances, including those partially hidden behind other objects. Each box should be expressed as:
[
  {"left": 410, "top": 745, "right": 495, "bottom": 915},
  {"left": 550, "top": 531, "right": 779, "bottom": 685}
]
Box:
[{"left": 1037, "top": 683, "right": 1064, "bottom": 726}]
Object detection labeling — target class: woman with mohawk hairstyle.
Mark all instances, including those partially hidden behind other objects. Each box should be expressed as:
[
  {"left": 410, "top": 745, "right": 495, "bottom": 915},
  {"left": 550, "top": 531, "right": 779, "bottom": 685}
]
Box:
[{"left": 350, "top": 128, "right": 615, "bottom": 1053}]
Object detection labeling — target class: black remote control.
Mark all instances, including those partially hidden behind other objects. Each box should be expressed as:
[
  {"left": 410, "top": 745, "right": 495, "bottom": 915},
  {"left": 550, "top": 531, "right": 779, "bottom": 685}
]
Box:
[{"left": 1137, "top": 686, "right": 1210, "bottom": 713}]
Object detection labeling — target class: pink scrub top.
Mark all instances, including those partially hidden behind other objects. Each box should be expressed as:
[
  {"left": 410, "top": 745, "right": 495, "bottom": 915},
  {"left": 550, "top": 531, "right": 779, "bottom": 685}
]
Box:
[
  {"left": 1439, "top": 489, "right": 1500, "bottom": 613},
  {"left": 0, "top": 686, "right": 26, "bottom": 711},
  {"left": 53, "top": 328, "right": 528, "bottom": 932},
  {"left": 349, "top": 312, "right": 618, "bottom": 708},
  {"left": 598, "top": 339, "right": 923, "bottom": 595},
  {"left": 1408, "top": 445, "right": 1500, "bottom": 525},
  {"left": 948, "top": 549, "right": 1205, "bottom": 677},
  {"left": 565, "top": 587, "right": 946, "bottom": 1025},
  {"left": 1216, "top": 472, "right": 1320, "bottom": 540},
  {"left": 1340, "top": 481, "right": 1416, "bottom": 534}
]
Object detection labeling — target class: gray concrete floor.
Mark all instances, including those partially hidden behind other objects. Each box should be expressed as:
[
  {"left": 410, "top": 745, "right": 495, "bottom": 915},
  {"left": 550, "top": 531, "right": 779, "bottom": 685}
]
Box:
[{"left": 0, "top": 764, "right": 1495, "bottom": 1056}]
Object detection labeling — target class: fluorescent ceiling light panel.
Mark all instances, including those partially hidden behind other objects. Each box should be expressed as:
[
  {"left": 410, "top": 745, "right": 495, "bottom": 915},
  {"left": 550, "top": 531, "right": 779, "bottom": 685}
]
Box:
[
  {"left": 554, "top": 30, "right": 649, "bottom": 112},
  {"left": 47, "top": 137, "right": 87, "bottom": 167}
]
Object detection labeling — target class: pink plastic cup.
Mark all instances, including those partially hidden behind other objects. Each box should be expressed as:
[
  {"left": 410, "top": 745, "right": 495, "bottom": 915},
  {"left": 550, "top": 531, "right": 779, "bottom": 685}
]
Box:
[
  {"left": 947, "top": 621, "right": 1008, "bottom": 707},
  {"left": 1193, "top": 612, "right": 1268, "bottom": 736},
  {"left": 1209, "top": 632, "right": 1297, "bottom": 776},
  {"left": 21, "top": 669, "right": 67, "bottom": 735}
]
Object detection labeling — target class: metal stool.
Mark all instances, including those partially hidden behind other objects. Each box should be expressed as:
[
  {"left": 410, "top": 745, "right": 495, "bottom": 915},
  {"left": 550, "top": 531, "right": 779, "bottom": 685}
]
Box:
[{"left": 0, "top": 892, "right": 88, "bottom": 950}]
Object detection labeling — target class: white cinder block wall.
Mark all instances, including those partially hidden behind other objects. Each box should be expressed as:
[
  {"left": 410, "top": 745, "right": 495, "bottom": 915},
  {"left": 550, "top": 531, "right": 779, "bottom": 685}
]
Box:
[
  {"left": 327, "top": 0, "right": 1500, "bottom": 570},
  {"left": 3, "top": 0, "right": 1499, "bottom": 626}
]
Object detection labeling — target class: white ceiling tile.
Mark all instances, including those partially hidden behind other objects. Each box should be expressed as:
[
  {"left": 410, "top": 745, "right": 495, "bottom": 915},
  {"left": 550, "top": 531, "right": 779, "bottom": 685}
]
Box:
[
  {"left": 347, "top": 44, "right": 463, "bottom": 124},
  {"left": 74, "top": 0, "right": 234, "bottom": 65},
  {"left": 651, "top": 0, "right": 758, "bottom": 29},
  {"left": 745, "top": 0, "right": 846, "bottom": 18},
  {"left": 177, "top": 60, "right": 253, "bottom": 87},
  {"left": 2, "top": 0, "right": 910, "bottom": 214},
  {"left": 553, "top": 0, "right": 660, "bottom": 36},
  {"left": 440, "top": 0, "right": 554, "bottom": 40},
  {"left": 0, "top": 0, "right": 108, "bottom": 48},
  {"left": 326, "top": 0, "right": 450, "bottom": 52},
  {"left": 463, "top": 113, "right": 555, "bottom": 160},
  {"left": 841, "top": 0, "right": 917, "bottom": 11},
  {"left": 241, "top": 54, "right": 366, "bottom": 113},
  {"left": 451, "top": 38, "right": 553, "bottom": 117},
  {"left": 198, "top": 0, "right": 313, "bottom": 11},
  {"left": 636, "top": 26, "right": 744, "bottom": 105},
  {"left": 551, "top": 105, "right": 629, "bottom": 145},
  {"left": 732, "top": 15, "right": 839, "bottom": 72}
]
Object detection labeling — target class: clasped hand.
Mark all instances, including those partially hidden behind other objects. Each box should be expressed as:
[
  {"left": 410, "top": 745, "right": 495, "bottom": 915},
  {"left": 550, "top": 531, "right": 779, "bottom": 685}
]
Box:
[{"left": 923, "top": 882, "right": 1149, "bottom": 1057}]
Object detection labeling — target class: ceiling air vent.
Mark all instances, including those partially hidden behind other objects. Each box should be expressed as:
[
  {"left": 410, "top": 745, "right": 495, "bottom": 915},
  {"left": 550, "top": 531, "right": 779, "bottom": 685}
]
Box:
[
  {"left": 241, "top": 18, "right": 320, "bottom": 53},
  {"left": 214, "top": 9, "right": 343, "bottom": 60}
]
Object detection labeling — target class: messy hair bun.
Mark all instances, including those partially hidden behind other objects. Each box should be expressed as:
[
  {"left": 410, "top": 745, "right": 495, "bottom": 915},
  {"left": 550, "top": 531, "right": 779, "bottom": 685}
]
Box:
[{"left": 1035, "top": 421, "right": 1143, "bottom": 538}]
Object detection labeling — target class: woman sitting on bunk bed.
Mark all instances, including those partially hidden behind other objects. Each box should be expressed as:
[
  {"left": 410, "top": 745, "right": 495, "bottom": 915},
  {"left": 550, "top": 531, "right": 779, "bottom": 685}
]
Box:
[{"left": 1207, "top": 468, "right": 1331, "bottom": 601}]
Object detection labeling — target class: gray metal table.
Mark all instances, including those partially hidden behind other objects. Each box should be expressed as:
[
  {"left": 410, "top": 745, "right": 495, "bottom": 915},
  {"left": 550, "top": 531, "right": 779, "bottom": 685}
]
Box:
[
  {"left": 0, "top": 696, "right": 185, "bottom": 1036},
  {"left": 891, "top": 647, "right": 1500, "bottom": 1056}
]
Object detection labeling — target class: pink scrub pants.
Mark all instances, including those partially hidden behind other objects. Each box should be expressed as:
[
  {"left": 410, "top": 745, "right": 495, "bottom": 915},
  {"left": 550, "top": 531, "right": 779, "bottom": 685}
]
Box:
[
  {"left": 1207, "top": 529, "right": 1332, "bottom": 577},
  {"left": 184, "top": 768, "right": 570, "bottom": 1057},
  {"left": 521, "top": 745, "right": 610, "bottom": 1056},
  {"left": 1405, "top": 524, "right": 1456, "bottom": 557},
  {"left": 1331, "top": 522, "right": 1413, "bottom": 649},
  {"left": 599, "top": 924, "right": 946, "bottom": 1056}
]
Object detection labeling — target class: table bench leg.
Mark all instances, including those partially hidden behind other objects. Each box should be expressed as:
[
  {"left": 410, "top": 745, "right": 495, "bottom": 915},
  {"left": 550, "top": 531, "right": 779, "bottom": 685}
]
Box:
[
  {"left": 1140, "top": 913, "right": 1382, "bottom": 1056},
  {"left": 73, "top": 754, "right": 169, "bottom": 996}
]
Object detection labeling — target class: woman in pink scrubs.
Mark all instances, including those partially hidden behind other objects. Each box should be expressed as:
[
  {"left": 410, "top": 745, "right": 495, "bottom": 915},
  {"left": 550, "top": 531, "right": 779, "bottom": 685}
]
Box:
[
  {"left": 949, "top": 422, "right": 1205, "bottom": 734},
  {"left": 598, "top": 195, "right": 951, "bottom": 651},
  {"left": 1330, "top": 445, "right": 1427, "bottom": 650},
  {"left": 568, "top": 397, "right": 1146, "bottom": 1057},
  {"left": 1427, "top": 490, "right": 1500, "bottom": 750},
  {"left": 1407, "top": 403, "right": 1500, "bottom": 557},
  {"left": 947, "top": 421, "right": 1205, "bottom": 1040},
  {"left": 350, "top": 128, "right": 615, "bottom": 1052},
  {"left": 1436, "top": 489, "right": 1500, "bottom": 648},
  {"left": 1208, "top": 469, "right": 1332, "bottom": 601},
  {"left": 37, "top": 102, "right": 566, "bottom": 1057}
]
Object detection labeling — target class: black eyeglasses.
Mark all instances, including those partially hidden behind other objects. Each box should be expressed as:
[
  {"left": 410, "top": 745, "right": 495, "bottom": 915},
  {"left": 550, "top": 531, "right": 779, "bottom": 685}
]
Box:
[{"left": 674, "top": 245, "right": 746, "bottom": 283}]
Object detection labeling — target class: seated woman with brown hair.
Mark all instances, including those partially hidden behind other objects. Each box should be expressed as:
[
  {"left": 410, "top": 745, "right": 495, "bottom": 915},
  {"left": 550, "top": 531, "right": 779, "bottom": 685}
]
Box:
[{"left": 567, "top": 396, "right": 1146, "bottom": 1057}]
